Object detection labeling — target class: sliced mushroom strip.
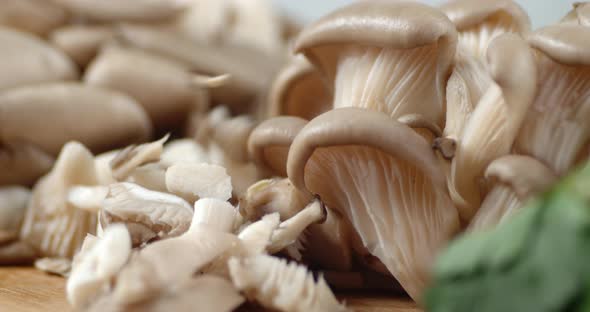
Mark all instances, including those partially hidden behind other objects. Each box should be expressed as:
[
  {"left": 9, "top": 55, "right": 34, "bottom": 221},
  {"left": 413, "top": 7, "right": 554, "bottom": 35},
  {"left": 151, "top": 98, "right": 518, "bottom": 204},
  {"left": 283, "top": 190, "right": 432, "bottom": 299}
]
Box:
[
  {"left": 50, "top": 25, "right": 114, "bottom": 68},
  {"left": 287, "top": 108, "right": 459, "bottom": 301},
  {"left": 101, "top": 183, "right": 193, "bottom": 246},
  {"left": 0, "top": 186, "right": 30, "bottom": 244},
  {"left": 0, "top": 0, "right": 68, "bottom": 36},
  {"left": 267, "top": 200, "right": 326, "bottom": 254},
  {"left": 52, "top": 0, "right": 190, "bottom": 22},
  {"left": 516, "top": 24, "right": 590, "bottom": 175},
  {"left": 20, "top": 142, "right": 100, "bottom": 258},
  {"left": 248, "top": 116, "right": 307, "bottom": 176},
  {"left": 228, "top": 254, "right": 348, "bottom": 312},
  {"left": 294, "top": 1, "right": 457, "bottom": 127},
  {"left": 35, "top": 257, "right": 72, "bottom": 277},
  {"left": 446, "top": 33, "right": 537, "bottom": 220},
  {"left": 165, "top": 163, "right": 232, "bottom": 203},
  {"left": 110, "top": 135, "right": 168, "bottom": 181},
  {"left": 468, "top": 155, "right": 557, "bottom": 231},
  {"left": 441, "top": 0, "right": 530, "bottom": 144},
  {"left": 0, "top": 83, "right": 152, "bottom": 156},
  {"left": 0, "top": 26, "right": 77, "bottom": 91},
  {"left": 268, "top": 55, "right": 331, "bottom": 120}
]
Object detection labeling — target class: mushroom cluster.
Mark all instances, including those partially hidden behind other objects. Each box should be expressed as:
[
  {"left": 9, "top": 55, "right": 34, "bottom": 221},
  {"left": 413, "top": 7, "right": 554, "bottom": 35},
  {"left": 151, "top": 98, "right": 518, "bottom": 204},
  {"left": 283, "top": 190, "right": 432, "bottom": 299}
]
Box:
[{"left": 1, "top": 0, "right": 589, "bottom": 310}]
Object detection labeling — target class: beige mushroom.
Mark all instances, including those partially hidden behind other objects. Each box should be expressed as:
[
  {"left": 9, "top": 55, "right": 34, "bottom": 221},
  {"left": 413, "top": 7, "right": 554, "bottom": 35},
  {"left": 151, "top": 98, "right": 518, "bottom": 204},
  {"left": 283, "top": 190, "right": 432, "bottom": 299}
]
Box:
[
  {"left": 52, "top": 0, "right": 190, "bottom": 22},
  {"left": 0, "top": 186, "right": 30, "bottom": 244},
  {"left": 20, "top": 142, "right": 100, "bottom": 258},
  {"left": 0, "top": 0, "right": 68, "bottom": 36},
  {"left": 84, "top": 46, "right": 209, "bottom": 128},
  {"left": 294, "top": 1, "right": 457, "bottom": 128},
  {"left": 0, "top": 26, "right": 77, "bottom": 91},
  {"left": 445, "top": 33, "right": 537, "bottom": 220},
  {"left": 287, "top": 108, "right": 459, "bottom": 301},
  {"left": 50, "top": 25, "right": 114, "bottom": 68},
  {"left": 0, "top": 83, "right": 152, "bottom": 157},
  {"left": 248, "top": 116, "right": 307, "bottom": 176},
  {"left": 468, "top": 155, "right": 557, "bottom": 231}
]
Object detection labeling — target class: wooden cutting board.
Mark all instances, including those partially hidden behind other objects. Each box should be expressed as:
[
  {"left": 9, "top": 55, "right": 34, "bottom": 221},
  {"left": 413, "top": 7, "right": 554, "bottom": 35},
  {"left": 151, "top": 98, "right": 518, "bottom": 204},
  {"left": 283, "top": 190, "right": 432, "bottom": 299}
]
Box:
[{"left": 0, "top": 267, "right": 420, "bottom": 312}]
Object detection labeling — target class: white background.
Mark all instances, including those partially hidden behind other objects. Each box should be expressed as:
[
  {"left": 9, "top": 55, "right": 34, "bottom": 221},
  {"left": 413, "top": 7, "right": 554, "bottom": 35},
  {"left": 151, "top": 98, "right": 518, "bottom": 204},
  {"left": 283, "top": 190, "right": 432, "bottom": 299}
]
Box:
[{"left": 274, "top": 0, "right": 578, "bottom": 28}]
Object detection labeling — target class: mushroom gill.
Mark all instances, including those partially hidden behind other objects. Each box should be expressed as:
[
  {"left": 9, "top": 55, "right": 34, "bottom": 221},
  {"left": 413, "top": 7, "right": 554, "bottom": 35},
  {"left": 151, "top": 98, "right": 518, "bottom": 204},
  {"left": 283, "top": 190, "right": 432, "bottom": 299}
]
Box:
[
  {"left": 294, "top": 1, "right": 457, "bottom": 127},
  {"left": 287, "top": 108, "right": 459, "bottom": 301}
]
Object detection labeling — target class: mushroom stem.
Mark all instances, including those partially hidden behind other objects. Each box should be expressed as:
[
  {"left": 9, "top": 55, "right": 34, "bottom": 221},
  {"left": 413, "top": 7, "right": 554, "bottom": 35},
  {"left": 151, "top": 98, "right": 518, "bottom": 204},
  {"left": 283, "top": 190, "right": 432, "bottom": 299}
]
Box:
[
  {"left": 267, "top": 200, "right": 326, "bottom": 254},
  {"left": 398, "top": 114, "right": 443, "bottom": 138}
]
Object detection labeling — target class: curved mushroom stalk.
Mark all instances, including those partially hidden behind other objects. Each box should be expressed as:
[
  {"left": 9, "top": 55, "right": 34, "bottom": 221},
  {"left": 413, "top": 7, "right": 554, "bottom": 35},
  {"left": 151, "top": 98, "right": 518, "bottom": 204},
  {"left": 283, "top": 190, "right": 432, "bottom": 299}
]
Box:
[
  {"left": 288, "top": 108, "right": 459, "bottom": 301},
  {"left": 0, "top": 142, "right": 54, "bottom": 186},
  {"left": 294, "top": 1, "right": 457, "bottom": 127},
  {"left": 468, "top": 155, "right": 557, "bottom": 231},
  {"left": 248, "top": 116, "right": 307, "bottom": 176},
  {"left": 446, "top": 34, "right": 537, "bottom": 220},
  {"left": 268, "top": 55, "right": 332, "bottom": 120},
  {"left": 441, "top": 0, "right": 530, "bottom": 142},
  {"left": 20, "top": 142, "right": 100, "bottom": 258},
  {"left": 516, "top": 25, "right": 590, "bottom": 175}
]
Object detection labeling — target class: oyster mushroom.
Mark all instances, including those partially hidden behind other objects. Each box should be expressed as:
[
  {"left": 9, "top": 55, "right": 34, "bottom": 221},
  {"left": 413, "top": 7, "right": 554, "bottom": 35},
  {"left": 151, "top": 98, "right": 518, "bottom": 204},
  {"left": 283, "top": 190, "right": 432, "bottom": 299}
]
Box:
[
  {"left": 0, "top": 82, "right": 152, "bottom": 157},
  {"left": 50, "top": 25, "right": 114, "bottom": 68},
  {"left": 294, "top": 1, "right": 457, "bottom": 128},
  {"left": 439, "top": 0, "right": 530, "bottom": 151},
  {"left": 19, "top": 142, "right": 100, "bottom": 258},
  {"left": 52, "top": 0, "right": 190, "bottom": 22},
  {"left": 0, "top": 141, "right": 54, "bottom": 186},
  {"left": 287, "top": 108, "right": 459, "bottom": 301},
  {"left": 84, "top": 46, "right": 209, "bottom": 128},
  {"left": 248, "top": 116, "right": 307, "bottom": 176},
  {"left": 468, "top": 155, "right": 557, "bottom": 231},
  {"left": 0, "top": 0, "right": 68, "bottom": 36},
  {"left": 0, "top": 26, "right": 77, "bottom": 91},
  {"left": 165, "top": 163, "right": 233, "bottom": 203},
  {"left": 445, "top": 33, "right": 537, "bottom": 220},
  {"left": 516, "top": 24, "right": 590, "bottom": 175},
  {"left": 268, "top": 55, "right": 331, "bottom": 120},
  {"left": 0, "top": 186, "right": 30, "bottom": 244}
]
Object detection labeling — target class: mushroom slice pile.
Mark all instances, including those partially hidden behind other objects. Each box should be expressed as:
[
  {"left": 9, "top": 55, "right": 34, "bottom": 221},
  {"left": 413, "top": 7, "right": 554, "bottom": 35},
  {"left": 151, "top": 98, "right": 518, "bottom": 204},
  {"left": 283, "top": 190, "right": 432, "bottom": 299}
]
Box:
[
  {"left": 294, "top": 1, "right": 456, "bottom": 128},
  {"left": 268, "top": 55, "right": 331, "bottom": 120},
  {"left": 445, "top": 34, "right": 537, "bottom": 220},
  {"left": 228, "top": 254, "right": 348, "bottom": 312},
  {"left": 248, "top": 116, "right": 307, "bottom": 176},
  {"left": 440, "top": 0, "right": 530, "bottom": 143},
  {"left": 287, "top": 108, "right": 459, "bottom": 301},
  {"left": 20, "top": 142, "right": 100, "bottom": 258}
]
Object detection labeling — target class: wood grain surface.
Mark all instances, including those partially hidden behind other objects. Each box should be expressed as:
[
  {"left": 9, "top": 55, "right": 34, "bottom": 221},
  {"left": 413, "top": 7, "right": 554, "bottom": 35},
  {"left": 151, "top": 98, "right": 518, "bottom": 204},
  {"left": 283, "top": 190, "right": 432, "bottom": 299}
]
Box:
[{"left": 0, "top": 267, "right": 421, "bottom": 312}]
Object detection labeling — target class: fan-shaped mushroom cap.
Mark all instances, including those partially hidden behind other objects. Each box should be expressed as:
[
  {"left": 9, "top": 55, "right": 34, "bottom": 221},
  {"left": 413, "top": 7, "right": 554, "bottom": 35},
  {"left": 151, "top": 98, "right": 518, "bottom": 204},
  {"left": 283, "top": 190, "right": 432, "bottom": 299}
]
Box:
[
  {"left": 294, "top": 1, "right": 456, "bottom": 126},
  {"left": 0, "top": 26, "right": 78, "bottom": 91},
  {"left": 287, "top": 108, "right": 459, "bottom": 301},
  {"left": 268, "top": 55, "right": 331, "bottom": 120},
  {"left": 50, "top": 25, "right": 114, "bottom": 68},
  {"left": 0, "top": 0, "right": 69, "bottom": 36},
  {"left": 0, "top": 83, "right": 152, "bottom": 156},
  {"left": 248, "top": 116, "right": 307, "bottom": 177},
  {"left": 52, "top": 0, "right": 190, "bottom": 22}
]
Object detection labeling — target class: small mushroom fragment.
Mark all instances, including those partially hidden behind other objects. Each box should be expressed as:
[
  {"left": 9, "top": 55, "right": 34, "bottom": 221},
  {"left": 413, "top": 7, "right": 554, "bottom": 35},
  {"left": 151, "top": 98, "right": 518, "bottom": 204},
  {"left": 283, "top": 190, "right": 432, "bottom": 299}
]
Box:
[
  {"left": 50, "top": 25, "right": 114, "bottom": 68},
  {"left": 0, "top": 0, "right": 68, "bottom": 36},
  {"left": 101, "top": 183, "right": 193, "bottom": 246},
  {"left": 0, "top": 186, "right": 30, "bottom": 244},
  {"left": 294, "top": 1, "right": 457, "bottom": 127},
  {"left": 67, "top": 185, "right": 109, "bottom": 213},
  {"left": 35, "top": 257, "right": 71, "bottom": 277},
  {"left": 128, "top": 163, "right": 168, "bottom": 193},
  {"left": 208, "top": 142, "right": 261, "bottom": 198},
  {"left": 248, "top": 116, "right": 307, "bottom": 176},
  {"left": 516, "top": 24, "right": 590, "bottom": 175},
  {"left": 84, "top": 46, "right": 209, "bottom": 127},
  {"left": 445, "top": 33, "right": 537, "bottom": 220},
  {"left": 0, "top": 142, "right": 55, "bottom": 186},
  {"left": 0, "top": 83, "right": 152, "bottom": 156},
  {"left": 0, "top": 26, "right": 77, "bottom": 91},
  {"left": 268, "top": 55, "right": 331, "bottom": 120},
  {"left": 52, "top": 0, "right": 190, "bottom": 22},
  {"left": 20, "top": 142, "right": 100, "bottom": 258},
  {"left": 468, "top": 155, "right": 557, "bottom": 231},
  {"left": 228, "top": 254, "right": 348, "bottom": 312},
  {"left": 109, "top": 135, "right": 168, "bottom": 181},
  {"left": 66, "top": 225, "right": 131, "bottom": 309},
  {"left": 160, "top": 139, "right": 209, "bottom": 167},
  {"left": 440, "top": 0, "right": 531, "bottom": 150},
  {"left": 239, "top": 178, "right": 312, "bottom": 221},
  {"left": 165, "top": 163, "right": 232, "bottom": 203},
  {"left": 287, "top": 108, "right": 459, "bottom": 301}
]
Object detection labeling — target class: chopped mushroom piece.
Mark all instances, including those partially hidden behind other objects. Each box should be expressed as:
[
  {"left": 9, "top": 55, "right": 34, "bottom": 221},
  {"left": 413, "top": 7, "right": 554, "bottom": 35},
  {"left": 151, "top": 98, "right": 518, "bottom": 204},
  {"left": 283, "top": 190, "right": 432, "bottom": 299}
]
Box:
[
  {"left": 0, "top": 186, "right": 30, "bottom": 244},
  {"left": 469, "top": 155, "right": 557, "bottom": 231},
  {"left": 160, "top": 139, "right": 209, "bottom": 167},
  {"left": 228, "top": 254, "right": 348, "bottom": 312},
  {"left": 110, "top": 135, "right": 168, "bottom": 181},
  {"left": 165, "top": 163, "right": 232, "bottom": 203},
  {"left": 35, "top": 257, "right": 71, "bottom": 277},
  {"left": 127, "top": 163, "right": 168, "bottom": 193},
  {"left": 294, "top": 1, "right": 457, "bottom": 128},
  {"left": 287, "top": 108, "right": 459, "bottom": 301},
  {"left": 67, "top": 185, "right": 109, "bottom": 214},
  {"left": 0, "top": 0, "right": 68, "bottom": 36}
]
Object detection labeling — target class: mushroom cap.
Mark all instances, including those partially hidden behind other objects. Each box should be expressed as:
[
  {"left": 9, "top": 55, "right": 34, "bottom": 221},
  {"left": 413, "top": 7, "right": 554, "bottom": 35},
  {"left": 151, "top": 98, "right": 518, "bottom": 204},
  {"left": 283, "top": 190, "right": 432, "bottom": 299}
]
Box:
[
  {"left": 0, "top": 26, "right": 78, "bottom": 91},
  {"left": 288, "top": 108, "right": 445, "bottom": 193},
  {"left": 248, "top": 116, "right": 307, "bottom": 177},
  {"left": 0, "top": 82, "right": 152, "bottom": 156},
  {"left": 213, "top": 116, "right": 256, "bottom": 163},
  {"left": 441, "top": 0, "right": 530, "bottom": 33},
  {"left": 268, "top": 55, "right": 331, "bottom": 120},
  {"left": 50, "top": 25, "right": 114, "bottom": 68},
  {"left": 528, "top": 24, "right": 590, "bottom": 66},
  {"left": 0, "top": 0, "right": 69, "bottom": 36},
  {"left": 294, "top": 1, "right": 457, "bottom": 81}
]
